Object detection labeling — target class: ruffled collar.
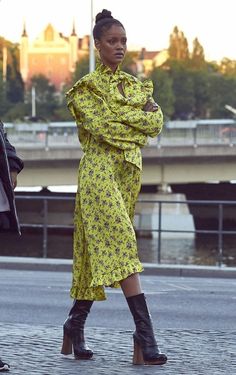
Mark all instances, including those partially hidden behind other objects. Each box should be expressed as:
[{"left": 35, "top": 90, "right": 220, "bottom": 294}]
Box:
[{"left": 96, "top": 61, "right": 121, "bottom": 77}]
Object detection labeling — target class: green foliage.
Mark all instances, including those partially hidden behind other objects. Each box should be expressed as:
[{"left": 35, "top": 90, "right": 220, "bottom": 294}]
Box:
[
  {"left": 0, "top": 38, "right": 24, "bottom": 104},
  {"left": 55, "top": 80, "right": 75, "bottom": 121},
  {"left": 149, "top": 68, "right": 175, "bottom": 119},
  {"left": 191, "top": 38, "right": 206, "bottom": 70},
  {"left": 72, "top": 55, "right": 90, "bottom": 82},
  {"left": 191, "top": 70, "right": 210, "bottom": 118},
  {"left": 27, "top": 74, "right": 59, "bottom": 120},
  {"left": 0, "top": 76, "right": 11, "bottom": 117},
  {"left": 208, "top": 74, "right": 236, "bottom": 117},
  {"left": 7, "top": 67, "right": 24, "bottom": 103},
  {"left": 3, "top": 102, "right": 29, "bottom": 122},
  {"left": 168, "top": 62, "right": 195, "bottom": 119},
  {"left": 121, "top": 51, "right": 139, "bottom": 76},
  {"left": 0, "top": 38, "right": 24, "bottom": 120},
  {"left": 220, "top": 58, "right": 236, "bottom": 77}
]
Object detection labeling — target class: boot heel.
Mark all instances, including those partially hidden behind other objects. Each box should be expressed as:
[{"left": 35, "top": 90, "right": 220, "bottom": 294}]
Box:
[
  {"left": 61, "top": 331, "right": 72, "bottom": 355},
  {"left": 133, "top": 337, "right": 144, "bottom": 365}
]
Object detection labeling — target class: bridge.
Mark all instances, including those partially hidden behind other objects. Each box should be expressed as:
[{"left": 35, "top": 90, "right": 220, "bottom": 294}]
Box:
[{"left": 5, "top": 119, "right": 236, "bottom": 188}]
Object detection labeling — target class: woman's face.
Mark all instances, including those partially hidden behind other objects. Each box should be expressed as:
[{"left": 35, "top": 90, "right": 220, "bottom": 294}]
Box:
[{"left": 95, "top": 24, "right": 127, "bottom": 72}]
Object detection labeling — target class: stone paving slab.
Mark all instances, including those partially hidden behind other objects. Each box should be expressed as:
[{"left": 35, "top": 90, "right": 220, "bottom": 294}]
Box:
[{"left": 1, "top": 323, "right": 235, "bottom": 375}]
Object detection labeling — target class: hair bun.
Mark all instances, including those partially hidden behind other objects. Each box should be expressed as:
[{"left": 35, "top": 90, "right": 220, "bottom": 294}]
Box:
[{"left": 95, "top": 9, "right": 113, "bottom": 24}]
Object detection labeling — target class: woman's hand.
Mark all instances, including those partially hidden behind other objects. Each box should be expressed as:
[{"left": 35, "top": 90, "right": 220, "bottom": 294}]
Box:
[
  {"left": 143, "top": 100, "right": 159, "bottom": 112},
  {"left": 10, "top": 171, "right": 18, "bottom": 190}
]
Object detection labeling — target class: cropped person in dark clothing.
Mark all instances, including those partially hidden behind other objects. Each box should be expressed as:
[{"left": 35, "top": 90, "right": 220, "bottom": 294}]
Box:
[
  {"left": 0, "top": 358, "right": 10, "bottom": 372},
  {"left": 0, "top": 119, "right": 23, "bottom": 233},
  {"left": 0, "top": 119, "right": 24, "bottom": 372}
]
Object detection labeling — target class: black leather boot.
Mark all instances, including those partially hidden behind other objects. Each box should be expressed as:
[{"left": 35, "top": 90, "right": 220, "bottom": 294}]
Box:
[
  {"left": 61, "top": 300, "right": 93, "bottom": 359},
  {"left": 126, "top": 293, "right": 167, "bottom": 365}
]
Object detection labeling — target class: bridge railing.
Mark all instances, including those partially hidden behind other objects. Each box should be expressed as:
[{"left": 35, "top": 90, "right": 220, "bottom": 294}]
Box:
[
  {"left": 5, "top": 120, "right": 236, "bottom": 148},
  {"left": 15, "top": 195, "right": 236, "bottom": 266}
]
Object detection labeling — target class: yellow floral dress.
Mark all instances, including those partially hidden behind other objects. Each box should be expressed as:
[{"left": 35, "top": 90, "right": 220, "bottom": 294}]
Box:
[{"left": 66, "top": 62, "right": 163, "bottom": 301}]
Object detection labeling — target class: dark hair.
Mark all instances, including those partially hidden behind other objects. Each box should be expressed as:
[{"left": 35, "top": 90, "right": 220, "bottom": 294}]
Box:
[{"left": 93, "top": 9, "right": 125, "bottom": 40}]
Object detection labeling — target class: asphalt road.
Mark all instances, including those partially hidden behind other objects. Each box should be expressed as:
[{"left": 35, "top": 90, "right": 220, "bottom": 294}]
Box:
[{"left": 0, "top": 269, "right": 235, "bottom": 331}]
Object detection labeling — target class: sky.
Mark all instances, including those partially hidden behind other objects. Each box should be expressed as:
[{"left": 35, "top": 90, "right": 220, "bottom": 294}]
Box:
[{"left": 0, "top": 0, "right": 235, "bottom": 62}]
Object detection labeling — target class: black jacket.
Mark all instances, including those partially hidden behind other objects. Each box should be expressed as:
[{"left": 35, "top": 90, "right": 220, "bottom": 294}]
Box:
[{"left": 0, "top": 120, "right": 24, "bottom": 234}]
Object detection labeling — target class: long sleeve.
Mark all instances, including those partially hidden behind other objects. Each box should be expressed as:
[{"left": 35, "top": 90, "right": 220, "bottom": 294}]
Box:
[
  {"left": 67, "top": 88, "right": 148, "bottom": 150},
  {"left": 106, "top": 74, "right": 163, "bottom": 137},
  {"left": 5, "top": 135, "right": 24, "bottom": 173},
  {"left": 0, "top": 121, "right": 24, "bottom": 173},
  {"left": 114, "top": 105, "right": 163, "bottom": 138},
  {"left": 66, "top": 64, "right": 164, "bottom": 153}
]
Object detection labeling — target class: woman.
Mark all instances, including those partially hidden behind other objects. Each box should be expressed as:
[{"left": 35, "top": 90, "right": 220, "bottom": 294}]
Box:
[
  {"left": 0, "top": 120, "right": 24, "bottom": 372},
  {"left": 61, "top": 9, "right": 167, "bottom": 365}
]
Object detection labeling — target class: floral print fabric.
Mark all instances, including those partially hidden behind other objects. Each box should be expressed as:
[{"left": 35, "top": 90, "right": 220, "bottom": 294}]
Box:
[{"left": 66, "top": 62, "right": 163, "bottom": 301}]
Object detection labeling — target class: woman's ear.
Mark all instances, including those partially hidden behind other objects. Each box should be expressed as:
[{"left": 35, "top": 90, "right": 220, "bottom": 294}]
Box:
[{"left": 94, "top": 39, "right": 100, "bottom": 51}]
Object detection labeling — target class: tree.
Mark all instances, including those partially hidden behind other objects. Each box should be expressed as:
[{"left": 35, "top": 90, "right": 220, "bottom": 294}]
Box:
[
  {"left": 169, "top": 62, "right": 195, "bottom": 119},
  {"left": 0, "top": 38, "right": 24, "bottom": 104},
  {"left": 208, "top": 73, "right": 236, "bottom": 118},
  {"left": 121, "top": 51, "right": 139, "bottom": 76},
  {"left": 3, "top": 102, "right": 29, "bottom": 122},
  {"left": 191, "top": 70, "right": 210, "bottom": 118},
  {"left": 149, "top": 68, "right": 175, "bottom": 119},
  {"left": 0, "top": 71, "right": 10, "bottom": 117},
  {"left": 53, "top": 85, "right": 72, "bottom": 121},
  {"left": 6, "top": 65, "right": 24, "bottom": 104},
  {"left": 28, "top": 74, "right": 59, "bottom": 120},
  {"left": 220, "top": 58, "right": 236, "bottom": 77},
  {"left": 191, "top": 38, "right": 206, "bottom": 69},
  {"left": 168, "top": 26, "right": 190, "bottom": 61},
  {"left": 72, "top": 55, "right": 89, "bottom": 82}
]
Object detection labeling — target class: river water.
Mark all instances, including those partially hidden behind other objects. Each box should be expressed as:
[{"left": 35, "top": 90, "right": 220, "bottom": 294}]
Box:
[
  {"left": 1, "top": 229, "right": 235, "bottom": 267},
  {"left": 9, "top": 186, "right": 235, "bottom": 267},
  {"left": 137, "top": 235, "right": 236, "bottom": 267}
]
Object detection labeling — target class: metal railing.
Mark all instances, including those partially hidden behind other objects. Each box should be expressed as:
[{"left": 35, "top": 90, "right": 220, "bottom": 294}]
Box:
[
  {"left": 5, "top": 120, "right": 236, "bottom": 148},
  {"left": 15, "top": 195, "right": 236, "bottom": 266}
]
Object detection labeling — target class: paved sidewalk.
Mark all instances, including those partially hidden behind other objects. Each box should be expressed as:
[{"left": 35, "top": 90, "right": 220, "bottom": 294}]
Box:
[
  {"left": 1, "top": 323, "right": 235, "bottom": 375},
  {"left": 0, "top": 256, "right": 236, "bottom": 278}
]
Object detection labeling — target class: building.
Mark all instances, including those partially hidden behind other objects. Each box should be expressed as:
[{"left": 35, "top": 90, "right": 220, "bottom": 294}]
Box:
[
  {"left": 136, "top": 48, "right": 169, "bottom": 77},
  {"left": 19, "top": 23, "right": 168, "bottom": 90},
  {"left": 20, "top": 22, "right": 89, "bottom": 91}
]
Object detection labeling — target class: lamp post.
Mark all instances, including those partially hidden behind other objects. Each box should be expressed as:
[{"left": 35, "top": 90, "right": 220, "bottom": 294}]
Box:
[
  {"left": 225, "top": 104, "right": 236, "bottom": 116},
  {"left": 0, "top": 0, "right": 7, "bottom": 101},
  {"left": 2, "top": 45, "right": 7, "bottom": 83},
  {"left": 31, "top": 86, "right": 36, "bottom": 117},
  {"left": 89, "top": 0, "right": 95, "bottom": 72}
]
